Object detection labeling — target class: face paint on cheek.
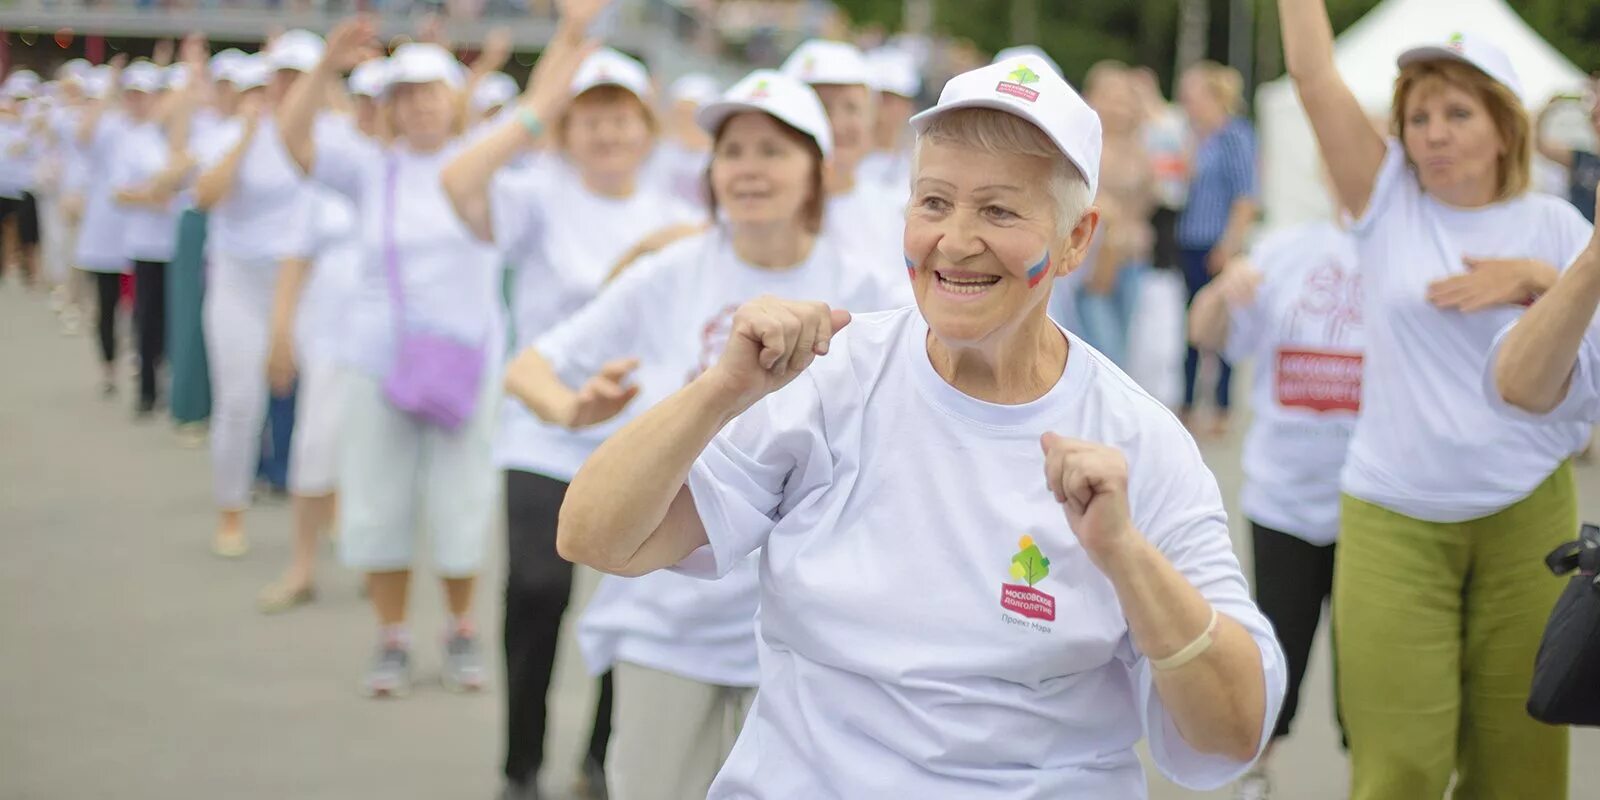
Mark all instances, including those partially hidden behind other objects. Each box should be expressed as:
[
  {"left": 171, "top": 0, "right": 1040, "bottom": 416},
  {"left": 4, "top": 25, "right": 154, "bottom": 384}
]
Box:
[
  {"left": 1026, "top": 252, "right": 1051, "bottom": 288},
  {"left": 904, "top": 254, "right": 917, "bottom": 280}
]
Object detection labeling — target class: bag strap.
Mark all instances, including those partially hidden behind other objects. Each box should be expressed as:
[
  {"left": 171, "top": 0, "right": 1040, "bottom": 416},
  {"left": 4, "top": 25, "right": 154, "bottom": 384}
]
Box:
[
  {"left": 1546, "top": 523, "right": 1600, "bottom": 576},
  {"left": 381, "top": 155, "right": 406, "bottom": 322}
]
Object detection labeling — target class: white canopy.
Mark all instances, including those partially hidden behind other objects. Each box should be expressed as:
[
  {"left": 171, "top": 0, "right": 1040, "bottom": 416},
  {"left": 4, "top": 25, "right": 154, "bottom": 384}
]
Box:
[{"left": 1255, "top": 0, "right": 1590, "bottom": 229}]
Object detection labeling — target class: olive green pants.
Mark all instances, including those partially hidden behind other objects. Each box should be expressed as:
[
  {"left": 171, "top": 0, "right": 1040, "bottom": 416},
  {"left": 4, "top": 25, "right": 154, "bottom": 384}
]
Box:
[{"left": 1335, "top": 463, "right": 1575, "bottom": 800}]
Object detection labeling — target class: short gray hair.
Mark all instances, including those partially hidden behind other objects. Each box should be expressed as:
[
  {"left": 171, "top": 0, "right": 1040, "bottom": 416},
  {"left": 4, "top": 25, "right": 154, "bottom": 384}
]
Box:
[{"left": 911, "top": 108, "right": 1093, "bottom": 235}]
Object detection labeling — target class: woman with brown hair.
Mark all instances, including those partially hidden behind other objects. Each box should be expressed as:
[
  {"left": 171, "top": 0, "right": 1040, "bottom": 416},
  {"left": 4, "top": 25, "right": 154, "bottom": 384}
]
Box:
[{"left": 1280, "top": 3, "right": 1591, "bottom": 797}]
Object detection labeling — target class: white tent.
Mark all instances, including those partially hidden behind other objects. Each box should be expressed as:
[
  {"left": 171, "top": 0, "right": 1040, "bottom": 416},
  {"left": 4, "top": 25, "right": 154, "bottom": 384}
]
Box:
[{"left": 1255, "top": 0, "right": 1590, "bottom": 229}]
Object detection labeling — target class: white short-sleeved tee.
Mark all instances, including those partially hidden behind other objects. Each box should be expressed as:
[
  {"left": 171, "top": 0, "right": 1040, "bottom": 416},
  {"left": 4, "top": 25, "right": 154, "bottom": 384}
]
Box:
[
  {"left": 308, "top": 125, "right": 505, "bottom": 378},
  {"left": 195, "top": 116, "right": 311, "bottom": 265},
  {"left": 1484, "top": 315, "right": 1600, "bottom": 425},
  {"left": 1225, "top": 222, "right": 1362, "bottom": 545},
  {"left": 73, "top": 113, "right": 131, "bottom": 273},
  {"left": 825, "top": 180, "right": 913, "bottom": 302},
  {"left": 533, "top": 227, "right": 910, "bottom": 687},
  {"left": 1342, "top": 142, "right": 1592, "bottom": 522},
  {"left": 679, "top": 308, "right": 1287, "bottom": 798},
  {"left": 112, "top": 121, "right": 185, "bottom": 263},
  {"left": 286, "top": 186, "right": 362, "bottom": 363},
  {"left": 489, "top": 156, "right": 703, "bottom": 480}
]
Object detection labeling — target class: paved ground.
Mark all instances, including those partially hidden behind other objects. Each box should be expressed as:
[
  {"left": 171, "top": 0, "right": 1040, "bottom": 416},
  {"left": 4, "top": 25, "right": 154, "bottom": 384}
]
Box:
[{"left": 3, "top": 281, "right": 1598, "bottom": 800}]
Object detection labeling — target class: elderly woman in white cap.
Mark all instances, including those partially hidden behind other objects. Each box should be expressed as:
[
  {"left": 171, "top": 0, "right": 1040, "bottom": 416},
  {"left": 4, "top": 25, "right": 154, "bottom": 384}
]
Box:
[
  {"left": 276, "top": 21, "right": 508, "bottom": 698},
  {"left": 553, "top": 54, "right": 1285, "bottom": 798},
  {"left": 1281, "top": 2, "right": 1592, "bottom": 796},
  {"left": 434, "top": 4, "right": 702, "bottom": 794},
  {"left": 502, "top": 68, "right": 907, "bottom": 800}
]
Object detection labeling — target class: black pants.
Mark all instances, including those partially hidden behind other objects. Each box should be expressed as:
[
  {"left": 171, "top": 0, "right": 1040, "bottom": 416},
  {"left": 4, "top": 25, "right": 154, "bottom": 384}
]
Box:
[
  {"left": 1181, "top": 247, "right": 1233, "bottom": 411},
  {"left": 93, "top": 272, "right": 121, "bottom": 366},
  {"left": 133, "top": 260, "right": 168, "bottom": 405},
  {"left": 503, "top": 469, "right": 612, "bottom": 785},
  {"left": 1251, "top": 521, "right": 1344, "bottom": 743}
]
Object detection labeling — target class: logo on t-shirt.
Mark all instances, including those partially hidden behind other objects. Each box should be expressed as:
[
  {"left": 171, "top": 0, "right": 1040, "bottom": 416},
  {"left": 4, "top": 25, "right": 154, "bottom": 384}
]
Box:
[
  {"left": 1276, "top": 348, "right": 1362, "bottom": 413},
  {"left": 996, "top": 64, "right": 1041, "bottom": 103},
  {"left": 1000, "top": 535, "right": 1056, "bottom": 622},
  {"left": 687, "top": 303, "right": 741, "bottom": 384}
]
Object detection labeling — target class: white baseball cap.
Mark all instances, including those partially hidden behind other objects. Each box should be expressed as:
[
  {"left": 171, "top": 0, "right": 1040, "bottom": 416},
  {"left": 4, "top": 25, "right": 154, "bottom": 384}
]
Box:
[
  {"left": 83, "top": 66, "right": 112, "bottom": 99},
  {"left": 473, "top": 71, "right": 519, "bottom": 111},
  {"left": 910, "top": 55, "right": 1102, "bottom": 195},
  {"left": 570, "top": 48, "right": 651, "bottom": 101},
  {"left": 866, "top": 48, "right": 920, "bottom": 99},
  {"left": 384, "top": 43, "right": 466, "bottom": 91},
  {"left": 58, "top": 59, "right": 92, "bottom": 83},
  {"left": 228, "top": 56, "right": 272, "bottom": 92},
  {"left": 993, "top": 45, "right": 1063, "bottom": 79},
  {"left": 265, "top": 29, "right": 325, "bottom": 74},
  {"left": 347, "top": 58, "right": 390, "bottom": 99},
  {"left": 4, "top": 70, "right": 40, "bottom": 99},
  {"left": 781, "top": 39, "right": 870, "bottom": 87},
  {"left": 209, "top": 48, "right": 248, "bottom": 83},
  {"left": 696, "top": 69, "right": 833, "bottom": 158},
  {"left": 668, "top": 73, "right": 720, "bottom": 106},
  {"left": 1397, "top": 31, "right": 1523, "bottom": 99},
  {"left": 165, "top": 64, "right": 189, "bottom": 91},
  {"left": 121, "top": 61, "right": 166, "bottom": 94}
]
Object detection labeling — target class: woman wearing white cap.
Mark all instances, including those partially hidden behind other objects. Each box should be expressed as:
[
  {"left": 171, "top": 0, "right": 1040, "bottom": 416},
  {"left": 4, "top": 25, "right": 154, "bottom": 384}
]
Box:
[
  {"left": 435, "top": 3, "right": 701, "bottom": 791},
  {"left": 502, "top": 68, "right": 908, "bottom": 800},
  {"left": 859, "top": 47, "right": 920, "bottom": 204},
  {"left": 1281, "top": 2, "right": 1590, "bottom": 796},
  {"left": 72, "top": 56, "right": 133, "bottom": 397},
  {"left": 781, "top": 39, "right": 910, "bottom": 284},
  {"left": 643, "top": 72, "right": 718, "bottom": 211},
  {"left": 553, "top": 54, "right": 1285, "bottom": 798},
  {"left": 277, "top": 20, "right": 509, "bottom": 697}
]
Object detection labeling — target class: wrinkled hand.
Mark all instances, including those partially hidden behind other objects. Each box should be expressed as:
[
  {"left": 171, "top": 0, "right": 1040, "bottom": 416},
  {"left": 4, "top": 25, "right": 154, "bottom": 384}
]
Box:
[
  {"left": 1041, "top": 433, "right": 1137, "bottom": 572},
  {"left": 567, "top": 357, "right": 641, "bottom": 428},
  {"left": 705, "top": 296, "right": 851, "bottom": 410},
  {"left": 1211, "top": 257, "right": 1263, "bottom": 309},
  {"left": 1427, "top": 257, "right": 1547, "bottom": 313},
  {"left": 266, "top": 332, "right": 297, "bottom": 395},
  {"left": 322, "top": 16, "right": 382, "bottom": 74}
]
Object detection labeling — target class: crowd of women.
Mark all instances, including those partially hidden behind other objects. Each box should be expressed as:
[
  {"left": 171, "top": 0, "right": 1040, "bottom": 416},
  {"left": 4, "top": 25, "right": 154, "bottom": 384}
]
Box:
[{"left": 4, "top": 0, "right": 1600, "bottom": 797}]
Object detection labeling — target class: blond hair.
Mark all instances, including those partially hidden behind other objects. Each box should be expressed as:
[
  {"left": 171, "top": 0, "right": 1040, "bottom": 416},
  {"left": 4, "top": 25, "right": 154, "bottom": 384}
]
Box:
[
  {"left": 1391, "top": 59, "right": 1531, "bottom": 201},
  {"left": 1187, "top": 60, "right": 1244, "bottom": 116},
  {"left": 911, "top": 107, "right": 1092, "bottom": 234}
]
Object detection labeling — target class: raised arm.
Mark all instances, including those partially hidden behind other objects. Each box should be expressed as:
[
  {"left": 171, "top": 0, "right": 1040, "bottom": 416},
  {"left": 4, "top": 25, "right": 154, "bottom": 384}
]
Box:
[
  {"left": 1188, "top": 257, "right": 1261, "bottom": 353},
  {"left": 1535, "top": 99, "right": 1578, "bottom": 169},
  {"left": 278, "top": 16, "right": 379, "bottom": 176},
  {"left": 1278, "top": 0, "right": 1386, "bottom": 217},
  {"left": 194, "top": 96, "right": 259, "bottom": 211},
  {"left": 1495, "top": 239, "right": 1600, "bottom": 415}
]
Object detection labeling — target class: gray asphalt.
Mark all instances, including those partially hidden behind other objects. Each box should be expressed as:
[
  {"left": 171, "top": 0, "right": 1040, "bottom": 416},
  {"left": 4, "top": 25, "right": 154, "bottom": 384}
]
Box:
[{"left": 2, "top": 281, "right": 1598, "bottom": 800}]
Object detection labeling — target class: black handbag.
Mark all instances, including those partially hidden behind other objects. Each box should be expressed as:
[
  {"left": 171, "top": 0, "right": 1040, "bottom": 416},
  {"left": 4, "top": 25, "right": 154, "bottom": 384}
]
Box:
[{"left": 1527, "top": 523, "right": 1600, "bottom": 727}]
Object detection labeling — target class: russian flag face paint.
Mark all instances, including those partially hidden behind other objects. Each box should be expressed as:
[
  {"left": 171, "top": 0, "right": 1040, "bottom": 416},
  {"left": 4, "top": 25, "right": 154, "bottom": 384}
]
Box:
[
  {"left": 1025, "top": 252, "right": 1051, "bottom": 288},
  {"left": 904, "top": 254, "right": 917, "bottom": 280}
]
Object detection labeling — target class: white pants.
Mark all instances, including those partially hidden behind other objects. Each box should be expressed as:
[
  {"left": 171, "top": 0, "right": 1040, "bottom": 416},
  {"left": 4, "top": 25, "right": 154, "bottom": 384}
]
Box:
[
  {"left": 606, "top": 662, "right": 755, "bottom": 800},
  {"left": 336, "top": 367, "right": 499, "bottom": 577},
  {"left": 287, "top": 356, "right": 343, "bottom": 496},
  {"left": 202, "top": 253, "right": 279, "bottom": 510}
]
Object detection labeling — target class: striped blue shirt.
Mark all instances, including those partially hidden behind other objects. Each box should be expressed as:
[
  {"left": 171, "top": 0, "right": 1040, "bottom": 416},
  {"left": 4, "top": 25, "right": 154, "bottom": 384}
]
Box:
[{"left": 1177, "top": 117, "right": 1258, "bottom": 250}]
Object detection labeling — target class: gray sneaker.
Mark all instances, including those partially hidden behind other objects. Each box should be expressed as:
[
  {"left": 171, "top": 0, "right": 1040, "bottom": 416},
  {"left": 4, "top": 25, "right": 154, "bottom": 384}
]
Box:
[
  {"left": 363, "top": 644, "right": 411, "bottom": 698},
  {"left": 441, "top": 632, "right": 486, "bottom": 693}
]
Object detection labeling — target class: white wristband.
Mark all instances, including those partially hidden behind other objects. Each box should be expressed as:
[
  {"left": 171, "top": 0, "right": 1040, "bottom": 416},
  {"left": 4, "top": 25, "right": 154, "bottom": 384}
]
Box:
[{"left": 1150, "top": 606, "right": 1220, "bottom": 671}]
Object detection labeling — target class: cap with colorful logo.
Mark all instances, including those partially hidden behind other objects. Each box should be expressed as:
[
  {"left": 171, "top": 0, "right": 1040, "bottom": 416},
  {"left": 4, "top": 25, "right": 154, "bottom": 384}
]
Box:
[
  {"left": 992, "top": 45, "right": 1063, "bottom": 79},
  {"left": 695, "top": 69, "right": 833, "bottom": 158},
  {"left": 909, "top": 54, "right": 1102, "bottom": 196},
  {"left": 570, "top": 48, "right": 651, "bottom": 102},
  {"left": 1397, "top": 31, "right": 1523, "bottom": 99},
  {"left": 780, "top": 39, "right": 871, "bottom": 88}
]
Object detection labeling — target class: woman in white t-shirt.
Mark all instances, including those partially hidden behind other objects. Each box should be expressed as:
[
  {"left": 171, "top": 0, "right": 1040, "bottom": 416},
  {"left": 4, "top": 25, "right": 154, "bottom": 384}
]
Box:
[
  {"left": 72, "top": 57, "right": 133, "bottom": 397},
  {"left": 550, "top": 56, "right": 1285, "bottom": 799},
  {"left": 502, "top": 69, "right": 907, "bottom": 800},
  {"left": 278, "top": 23, "right": 509, "bottom": 699},
  {"left": 435, "top": 7, "right": 702, "bottom": 794},
  {"left": 1280, "top": 3, "right": 1592, "bottom": 796},
  {"left": 642, "top": 72, "right": 717, "bottom": 212},
  {"left": 1188, "top": 218, "right": 1360, "bottom": 798}
]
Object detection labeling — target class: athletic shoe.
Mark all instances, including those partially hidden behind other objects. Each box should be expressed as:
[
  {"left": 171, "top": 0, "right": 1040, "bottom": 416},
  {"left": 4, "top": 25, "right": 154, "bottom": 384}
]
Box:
[
  {"left": 498, "top": 778, "right": 541, "bottom": 800},
  {"left": 363, "top": 643, "right": 411, "bottom": 698},
  {"left": 1234, "top": 770, "right": 1270, "bottom": 800},
  {"left": 441, "top": 632, "right": 486, "bottom": 693}
]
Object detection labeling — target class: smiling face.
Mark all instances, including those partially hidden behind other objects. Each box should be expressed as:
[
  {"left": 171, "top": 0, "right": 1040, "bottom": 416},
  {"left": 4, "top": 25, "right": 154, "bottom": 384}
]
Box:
[
  {"left": 905, "top": 117, "right": 1095, "bottom": 348},
  {"left": 1392, "top": 60, "right": 1527, "bottom": 205},
  {"left": 812, "top": 83, "right": 873, "bottom": 175},
  {"left": 709, "top": 111, "right": 823, "bottom": 232},
  {"left": 560, "top": 86, "right": 656, "bottom": 183}
]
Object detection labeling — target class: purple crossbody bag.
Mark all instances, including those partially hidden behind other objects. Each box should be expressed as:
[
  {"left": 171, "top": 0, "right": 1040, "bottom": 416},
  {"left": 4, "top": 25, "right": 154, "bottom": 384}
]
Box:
[{"left": 380, "top": 157, "right": 485, "bottom": 431}]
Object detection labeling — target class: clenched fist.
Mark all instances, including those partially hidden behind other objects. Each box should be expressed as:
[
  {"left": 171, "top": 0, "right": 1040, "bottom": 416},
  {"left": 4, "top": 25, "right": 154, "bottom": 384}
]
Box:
[
  {"left": 705, "top": 296, "right": 851, "bottom": 409},
  {"left": 1041, "top": 433, "right": 1138, "bottom": 572}
]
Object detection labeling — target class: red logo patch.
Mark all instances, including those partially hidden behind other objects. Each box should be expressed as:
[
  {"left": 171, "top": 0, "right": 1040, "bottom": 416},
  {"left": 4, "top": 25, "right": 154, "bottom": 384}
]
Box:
[
  {"left": 1275, "top": 348, "right": 1362, "bottom": 413},
  {"left": 1000, "top": 584, "right": 1056, "bottom": 621},
  {"left": 996, "top": 81, "right": 1040, "bottom": 102}
]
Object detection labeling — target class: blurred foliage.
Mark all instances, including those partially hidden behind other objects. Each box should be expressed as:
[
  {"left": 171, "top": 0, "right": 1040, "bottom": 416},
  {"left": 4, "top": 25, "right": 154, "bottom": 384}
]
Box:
[{"left": 833, "top": 0, "right": 1600, "bottom": 92}]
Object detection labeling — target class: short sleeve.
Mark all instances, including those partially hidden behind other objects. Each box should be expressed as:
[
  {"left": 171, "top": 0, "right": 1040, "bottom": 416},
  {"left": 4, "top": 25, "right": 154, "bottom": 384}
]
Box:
[
  {"left": 310, "top": 117, "right": 379, "bottom": 202},
  {"left": 1352, "top": 140, "right": 1412, "bottom": 234},
  {"left": 490, "top": 161, "right": 552, "bottom": 255},
  {"left": 532, "top": 243, "right": 681, "bottom": 385},
  {"left": 1128, "top": 421, "right": 1288, "bottom": 790},
  {"left": 673, "top": 375, "right": 829, "bottom": 580},
  {"left": 1483, "top": 321, "right": 1600, "bottom": 425}
]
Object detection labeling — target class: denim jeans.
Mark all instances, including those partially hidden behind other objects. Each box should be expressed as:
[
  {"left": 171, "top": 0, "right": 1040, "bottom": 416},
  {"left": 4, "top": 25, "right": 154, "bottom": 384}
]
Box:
[{"left": 1074, "top": 261, "right": 1147, "bottom": 368}]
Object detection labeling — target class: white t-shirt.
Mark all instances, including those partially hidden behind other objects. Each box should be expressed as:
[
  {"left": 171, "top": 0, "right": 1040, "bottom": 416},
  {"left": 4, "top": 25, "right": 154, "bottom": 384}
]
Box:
[
  {"left": 678, "top": 307, "right": 1286, "bottom": 798},
  {"left": 309, "top": 125, "right": 505, "bottom": 378},
  {"left": 1484, "top": 315, "right": 1600, "bottom": 424},
  {"left": 1225, "top": 222, "right": 1362, "bottom": 545},
  {"left": 1342, "top": 142, "right": 1592, "bottom": 522},
  {"left": 825, "top": 179, "right": 913, "bottom": 301},
  {"left": 195, "top": 115, "right": 311, "bottom": 265},
  {"left": 643, "top": 140, "right": 711, "bottom": 211},
  {"left": 286, "top": 185, "right": 362, "bottom": 363},
  {"left": 0, "top": 117, "right": 32, "bottom": 198},
  {"left": 489, "top": 155, "right": 703, "bottom": 480},
  {"left": 112, "top": 121, "right": 185, "bottom": 263},
  {"left": 73, "top": 112, "right": 130, "bottom": 273},
  {"left": 534, "top": 227, "right": 910, "bottom": 688}
]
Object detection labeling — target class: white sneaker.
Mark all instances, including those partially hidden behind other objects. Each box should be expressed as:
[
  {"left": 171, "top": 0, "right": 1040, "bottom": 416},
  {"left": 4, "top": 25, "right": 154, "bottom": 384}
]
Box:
[{"left": 1234, "top": 771, "right": 1270, "bottom": 800}]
